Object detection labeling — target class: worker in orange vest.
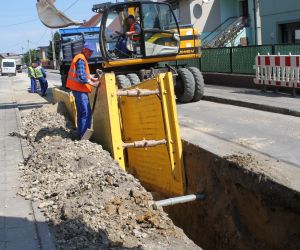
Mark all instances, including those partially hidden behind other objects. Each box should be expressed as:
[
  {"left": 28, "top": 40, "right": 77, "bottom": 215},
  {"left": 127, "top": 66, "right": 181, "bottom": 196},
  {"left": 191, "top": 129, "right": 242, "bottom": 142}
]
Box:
[{"left": 66, "top": 42, "right": 99, "bottom": 139}]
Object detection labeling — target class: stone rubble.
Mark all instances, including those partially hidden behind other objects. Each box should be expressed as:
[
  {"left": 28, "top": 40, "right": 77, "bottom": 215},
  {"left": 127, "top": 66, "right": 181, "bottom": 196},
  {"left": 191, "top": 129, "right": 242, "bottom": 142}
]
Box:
[{"left": 17, "top": 104, "right": 199, "bottom": 250}]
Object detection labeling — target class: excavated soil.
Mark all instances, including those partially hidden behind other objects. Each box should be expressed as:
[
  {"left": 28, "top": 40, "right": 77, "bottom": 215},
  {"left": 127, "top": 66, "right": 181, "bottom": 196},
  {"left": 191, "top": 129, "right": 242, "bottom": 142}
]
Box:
[{"left": 17, "top": 104, "right": 200, "bottom": 250}]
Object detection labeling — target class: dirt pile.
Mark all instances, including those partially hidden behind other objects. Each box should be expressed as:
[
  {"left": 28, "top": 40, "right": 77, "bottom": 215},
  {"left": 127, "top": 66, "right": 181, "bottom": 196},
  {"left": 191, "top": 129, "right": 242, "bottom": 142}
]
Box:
[{"left": 17, "top": 104, "right": 199, "bottom": 250}]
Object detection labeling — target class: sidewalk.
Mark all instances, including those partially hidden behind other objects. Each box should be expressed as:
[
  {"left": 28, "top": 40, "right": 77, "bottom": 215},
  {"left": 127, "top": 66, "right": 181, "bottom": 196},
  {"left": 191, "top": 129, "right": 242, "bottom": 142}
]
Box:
[
  {"left": 0, "top": 74, "right": 55, "bottom": 250},
  {"left": 204, "top": 85, "right": 300, "bottom": 117}
]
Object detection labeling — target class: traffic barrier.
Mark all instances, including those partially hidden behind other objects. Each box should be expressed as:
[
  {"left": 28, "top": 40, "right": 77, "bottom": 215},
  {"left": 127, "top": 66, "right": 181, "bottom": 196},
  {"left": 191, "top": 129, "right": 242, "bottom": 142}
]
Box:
[{"left": 254, "top": 53, "right": 300, "bottom": 90}]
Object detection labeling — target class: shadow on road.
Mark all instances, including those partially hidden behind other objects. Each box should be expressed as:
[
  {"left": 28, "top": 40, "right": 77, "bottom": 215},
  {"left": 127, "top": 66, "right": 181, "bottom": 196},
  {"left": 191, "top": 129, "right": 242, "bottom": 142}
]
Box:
[{"left": 0, "top": 216, "right": 139, "bottom": 249}]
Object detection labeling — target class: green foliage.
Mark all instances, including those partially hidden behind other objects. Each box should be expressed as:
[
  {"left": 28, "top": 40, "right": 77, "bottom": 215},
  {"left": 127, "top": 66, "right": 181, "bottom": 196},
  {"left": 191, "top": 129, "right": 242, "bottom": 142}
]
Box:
[
  {"left": 23, "top": 49, "right": 40, "bottom": 66},
  {"left": 47, "top": 31, "right": 60, "bottom": 61}
]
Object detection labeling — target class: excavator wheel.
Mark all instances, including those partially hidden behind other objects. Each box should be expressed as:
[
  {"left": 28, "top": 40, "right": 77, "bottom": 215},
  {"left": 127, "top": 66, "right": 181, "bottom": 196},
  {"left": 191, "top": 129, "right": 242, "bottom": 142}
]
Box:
[
  {"left": 126, "top": 73, "right": 140, "bottom": 86},
  {"left": 175, "top": 68, "right": 195, "bottom": 103},
  {"left": 187, "top": 67, "right": 205, "bottom": 102},
  {"left": 116, "top": 74, "right": 131, "bottom": 89}
]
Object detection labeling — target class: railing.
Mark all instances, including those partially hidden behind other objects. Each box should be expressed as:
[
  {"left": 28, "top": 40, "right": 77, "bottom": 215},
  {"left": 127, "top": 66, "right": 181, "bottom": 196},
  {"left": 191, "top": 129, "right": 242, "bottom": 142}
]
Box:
[
  {"left": 202, "top": 16, "right": 248, "bottom": 48},
  {"left": 202, "top": 16, "right": 238, "bottom": 43}
]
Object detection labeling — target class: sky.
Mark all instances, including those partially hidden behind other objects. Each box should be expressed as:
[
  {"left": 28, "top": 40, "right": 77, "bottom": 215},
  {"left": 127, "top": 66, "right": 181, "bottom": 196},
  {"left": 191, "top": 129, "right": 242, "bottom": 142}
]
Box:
[{"left": 0, "top": 0, "right": 109, "bottom": 54}]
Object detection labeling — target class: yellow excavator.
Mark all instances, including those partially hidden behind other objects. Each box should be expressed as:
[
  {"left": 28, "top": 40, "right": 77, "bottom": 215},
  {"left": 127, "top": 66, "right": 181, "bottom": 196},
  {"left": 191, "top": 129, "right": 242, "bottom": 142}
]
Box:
[
  {"left": 38, "top": 0, "right": 203, "bottom": 195},
  {"left": 37, "top": 0, "right": 204, "bottom": 103}
]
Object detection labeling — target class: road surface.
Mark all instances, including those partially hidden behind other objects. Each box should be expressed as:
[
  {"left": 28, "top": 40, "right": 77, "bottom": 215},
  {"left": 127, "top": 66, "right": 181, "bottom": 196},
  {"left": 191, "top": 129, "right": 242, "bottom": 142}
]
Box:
[{"left": 177, "top": 100, "right": 300, "bottom": 167}]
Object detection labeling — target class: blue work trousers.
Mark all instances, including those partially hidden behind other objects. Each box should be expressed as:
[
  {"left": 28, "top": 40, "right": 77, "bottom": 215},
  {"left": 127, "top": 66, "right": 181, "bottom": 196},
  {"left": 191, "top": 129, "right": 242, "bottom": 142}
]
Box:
[
  {"left": 73, "top": 91, "right": 92, "bottom": 139},
  {"left": 30, "top": 78, "right": 37, "bottom": 93},
  {"left": 38, "top": 77, "right": 48, "bottom": 96}
]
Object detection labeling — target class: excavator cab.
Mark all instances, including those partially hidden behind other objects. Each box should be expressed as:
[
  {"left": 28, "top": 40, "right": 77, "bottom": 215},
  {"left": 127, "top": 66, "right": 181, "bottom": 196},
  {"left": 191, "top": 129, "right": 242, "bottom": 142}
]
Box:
[
  {"left": 36, "top": 0, "right": 204, "bottom": 103},
  {"left": 99, "top": 1, "right": 180, "bottom": 61}
]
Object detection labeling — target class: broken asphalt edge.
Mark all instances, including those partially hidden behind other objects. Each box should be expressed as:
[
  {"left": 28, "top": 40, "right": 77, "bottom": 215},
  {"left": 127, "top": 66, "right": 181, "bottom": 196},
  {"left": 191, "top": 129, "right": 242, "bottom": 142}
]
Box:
[
  {"left": 203, "top": 95, "right": 300, "bottom": 117},
  {"left": 14, "top": 104, "right": 57, "bottom": 250}
]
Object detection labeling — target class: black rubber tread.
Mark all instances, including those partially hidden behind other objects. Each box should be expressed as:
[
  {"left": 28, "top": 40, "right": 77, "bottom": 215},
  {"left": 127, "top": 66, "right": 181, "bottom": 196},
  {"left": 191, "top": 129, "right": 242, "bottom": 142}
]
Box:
[
  {"left": 126, "top": 73, "right": 140, "bottom": 86},
  {"left": 187, "top": 67, "right": 205, "bottom": 102},
  {"left": 116, "top": 74, "right": 131, "bottom": 89},
  {"left": 176, "top": 68, "right": 196, "bottom": 103}
]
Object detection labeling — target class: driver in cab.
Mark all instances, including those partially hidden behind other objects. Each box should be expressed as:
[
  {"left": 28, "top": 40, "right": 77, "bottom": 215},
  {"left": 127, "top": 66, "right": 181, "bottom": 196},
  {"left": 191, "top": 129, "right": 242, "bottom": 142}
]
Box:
[{"left": 125, "top": 15, "right": 141, "bottom": 42}]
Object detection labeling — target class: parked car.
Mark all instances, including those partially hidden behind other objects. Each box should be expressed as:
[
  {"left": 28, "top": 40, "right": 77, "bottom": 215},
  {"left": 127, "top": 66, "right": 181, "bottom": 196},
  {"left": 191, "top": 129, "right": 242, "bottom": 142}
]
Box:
[{"left": 1, "top": 59, "right": 17, "bottom": 76}]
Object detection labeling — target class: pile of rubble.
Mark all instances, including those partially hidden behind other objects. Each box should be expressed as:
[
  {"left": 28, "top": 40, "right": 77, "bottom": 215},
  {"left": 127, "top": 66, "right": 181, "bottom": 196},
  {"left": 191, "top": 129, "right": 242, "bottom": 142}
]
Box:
[{"left": 18, "top": 104, "right": 199, "bottom": 249}]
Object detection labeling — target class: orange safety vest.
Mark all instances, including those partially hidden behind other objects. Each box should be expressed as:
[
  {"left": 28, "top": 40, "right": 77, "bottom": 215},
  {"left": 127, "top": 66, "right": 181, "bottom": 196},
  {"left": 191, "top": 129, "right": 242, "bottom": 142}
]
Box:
[
  {"left": 66, "top": 53, "right": 92, "bottom": 93},
  {"left": 130, "top": 23, "right": 141, "bottom": 41}
]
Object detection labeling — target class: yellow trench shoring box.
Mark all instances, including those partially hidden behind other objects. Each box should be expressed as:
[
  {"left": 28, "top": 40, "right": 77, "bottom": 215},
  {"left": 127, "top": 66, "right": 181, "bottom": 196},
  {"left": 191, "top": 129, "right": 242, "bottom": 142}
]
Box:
[
  {"left": 54, "top": 72, "right": 186, "bottom": 196},
  {"left": 52, "top": 88, "right": 77, "bottom": 127}
]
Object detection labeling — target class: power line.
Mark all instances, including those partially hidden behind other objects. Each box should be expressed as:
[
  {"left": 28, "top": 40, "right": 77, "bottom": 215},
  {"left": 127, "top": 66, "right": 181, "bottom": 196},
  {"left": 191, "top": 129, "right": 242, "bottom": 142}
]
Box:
[
  {"left": 2, "top": 40, "right": 27, "bottom": 51},
  {"left": 63, "top": 0, "right": 81, "bottom": 12},
  {"left": 35, "top": 29, "right": 49, "bottom": 44},
  {"left": 0, "top": 18, "right": 38, "bottom": 28}
]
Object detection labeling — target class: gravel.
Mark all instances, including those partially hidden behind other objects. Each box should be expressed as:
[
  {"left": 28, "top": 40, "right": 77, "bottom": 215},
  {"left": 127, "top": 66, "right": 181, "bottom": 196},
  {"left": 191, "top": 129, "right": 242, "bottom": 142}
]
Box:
[{"left": 17, "top": 104, "right": 199, "bottom": 250}]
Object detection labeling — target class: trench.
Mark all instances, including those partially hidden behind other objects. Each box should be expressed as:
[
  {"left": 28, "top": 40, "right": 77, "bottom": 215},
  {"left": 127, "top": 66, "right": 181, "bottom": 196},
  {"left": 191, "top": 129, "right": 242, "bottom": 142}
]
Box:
[
  {"left": 49, "top": 87, "right": 300, "bottom": 249},
  {"left": 161, "top": 140, "right": 300, "bottom": 250}
]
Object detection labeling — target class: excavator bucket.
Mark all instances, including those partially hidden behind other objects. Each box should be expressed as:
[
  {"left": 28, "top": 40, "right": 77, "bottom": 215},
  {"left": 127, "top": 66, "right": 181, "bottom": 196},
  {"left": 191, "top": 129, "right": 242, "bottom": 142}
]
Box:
[{"left": 36, "top": 0, "right": 82, "bottom": 28}]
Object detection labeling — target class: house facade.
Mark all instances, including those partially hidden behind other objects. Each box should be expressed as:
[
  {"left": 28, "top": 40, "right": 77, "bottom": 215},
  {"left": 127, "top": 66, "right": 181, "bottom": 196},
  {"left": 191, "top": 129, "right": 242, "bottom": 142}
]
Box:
[
  {"left": 166, "top": 0, "right": 300, "bottom": 46},
  {"left": 165, "top": 0, "right": 258, "bottom": 47},
  {"left": 260, "top": 0, "right": 300, "bottom": 44},
  {"left": 38, "top": 46, "right": 49, "bottom": 62}
]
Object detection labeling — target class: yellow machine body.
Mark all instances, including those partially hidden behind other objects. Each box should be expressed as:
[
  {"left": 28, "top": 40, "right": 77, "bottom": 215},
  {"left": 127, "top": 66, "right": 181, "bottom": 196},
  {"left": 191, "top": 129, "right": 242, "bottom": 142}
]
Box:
[{"left": 52, "top": 72, "right": 186, "bottom": 196}]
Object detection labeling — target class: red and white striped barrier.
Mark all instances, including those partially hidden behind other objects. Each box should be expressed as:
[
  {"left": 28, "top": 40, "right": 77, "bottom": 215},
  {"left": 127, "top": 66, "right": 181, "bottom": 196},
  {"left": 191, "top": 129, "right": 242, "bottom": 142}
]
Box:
[{"left": 254, "top": 53, "right": 300, "bottom": 89}]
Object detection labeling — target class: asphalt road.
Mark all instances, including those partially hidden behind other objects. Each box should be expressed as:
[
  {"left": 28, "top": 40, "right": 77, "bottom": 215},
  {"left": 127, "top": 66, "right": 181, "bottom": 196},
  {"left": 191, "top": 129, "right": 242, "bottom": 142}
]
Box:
[
  {"left": 177, "top": 100, "right": 300, "bottom": 168},
  {"left": 46, "top": 71, "right": 61, "bottom": 87}
]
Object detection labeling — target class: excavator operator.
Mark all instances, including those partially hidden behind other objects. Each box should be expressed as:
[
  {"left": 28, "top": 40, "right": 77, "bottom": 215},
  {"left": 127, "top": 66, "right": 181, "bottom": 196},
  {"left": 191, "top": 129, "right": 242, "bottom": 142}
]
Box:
[{"left": 125, "top": 15, "right": 141, "bottom": 42}]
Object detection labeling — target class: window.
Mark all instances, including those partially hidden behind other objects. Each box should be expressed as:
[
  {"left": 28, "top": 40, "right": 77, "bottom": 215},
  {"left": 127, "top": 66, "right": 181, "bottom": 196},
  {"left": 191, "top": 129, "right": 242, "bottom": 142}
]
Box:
[
  {"left": 3, "top": 62, "right": 15, "bottom": 67},
  {"left": 104, "top": 6, "right": 141, "bottom": 59},
  {"left": 141, "top": 3, "right": 180, "bottom": 57},
  {"left": 281, "top": 22, "right": 300, "bottom": 44}
]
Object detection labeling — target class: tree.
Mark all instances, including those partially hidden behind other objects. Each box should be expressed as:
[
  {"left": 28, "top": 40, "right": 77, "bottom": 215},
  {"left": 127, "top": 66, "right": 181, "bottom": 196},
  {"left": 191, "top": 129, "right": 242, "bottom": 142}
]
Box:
[
  {"left": 23, "top": 49, "right": 40, "bottom": 66},
  {"left": 47, "top": 31, "right": 60, "bottom": 62}
]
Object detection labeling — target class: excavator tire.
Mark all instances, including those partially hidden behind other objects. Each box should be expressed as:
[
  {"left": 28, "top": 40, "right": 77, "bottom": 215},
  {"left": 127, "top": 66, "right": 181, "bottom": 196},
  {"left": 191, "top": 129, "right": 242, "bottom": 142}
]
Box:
[
  {"left": 126, "top": 73, "right": 140, "bottom": 86},
  {"left": 176, "top": 68, "right": 195, "bottom": 103},
  {"left": 116, "top": 74, "right": 131, "bottom": 89},
  {"left": 187, "top": 67, "right": 205, "bottom": 102}
]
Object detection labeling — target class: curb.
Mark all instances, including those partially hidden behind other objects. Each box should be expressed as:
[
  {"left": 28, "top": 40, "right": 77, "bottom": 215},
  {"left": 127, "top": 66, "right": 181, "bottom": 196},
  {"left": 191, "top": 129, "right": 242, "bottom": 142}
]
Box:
[
  {"left": 14, "top": 105, "right": 56, "bottom": 250},
  {"left": 203, "top": 95, "right": 300, "bottom": 118}
]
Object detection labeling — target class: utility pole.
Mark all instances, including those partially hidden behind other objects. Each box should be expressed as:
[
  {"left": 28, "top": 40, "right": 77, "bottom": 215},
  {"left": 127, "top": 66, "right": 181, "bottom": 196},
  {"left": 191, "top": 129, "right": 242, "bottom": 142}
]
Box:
[
  {"left": 27, "top": 40, "right": 32, "bottom": 65},
  {"left": 252, "top": 0, "right": 262, "bottom": 45},
  {"left": 51, "top": 30, "right": 57, "bottom": 70}
]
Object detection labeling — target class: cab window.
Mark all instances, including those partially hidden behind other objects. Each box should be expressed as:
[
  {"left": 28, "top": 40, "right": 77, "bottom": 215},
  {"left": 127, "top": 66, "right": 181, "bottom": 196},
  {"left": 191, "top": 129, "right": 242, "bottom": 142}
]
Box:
[
  {"left": 104, "top": 6, "right": 141, "bottom": 59},
  {"left": 141, "top": 3, "right": 180, "bottom": 57}
]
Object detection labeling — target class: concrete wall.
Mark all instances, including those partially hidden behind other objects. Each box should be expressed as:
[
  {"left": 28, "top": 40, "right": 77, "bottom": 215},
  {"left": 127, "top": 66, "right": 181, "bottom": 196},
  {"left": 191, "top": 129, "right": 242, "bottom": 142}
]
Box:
[
  {"left": 179, "top": 0, "right": 221, "bottom": 36},
  {"left": 260, "top": 0, "right": 300, "bottom": 44},
  {"left": 220, "top": 0, "right": 239, "bottom": 23}
]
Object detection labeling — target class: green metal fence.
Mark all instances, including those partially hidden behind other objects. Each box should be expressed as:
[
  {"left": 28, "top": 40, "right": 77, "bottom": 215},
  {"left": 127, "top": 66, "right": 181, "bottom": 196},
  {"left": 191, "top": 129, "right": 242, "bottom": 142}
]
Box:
[
  {"left": 160, "top": 44, "right": 300, "bottom": 75},
  {"left": 274, "top": 44, "right": 300, "bottom": 55},
  {"left": 231, "top": 46, "right": 273, "bottom": 74},
  {"left": 201, "top": 48, "right": 231, "bottom": 73}
]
